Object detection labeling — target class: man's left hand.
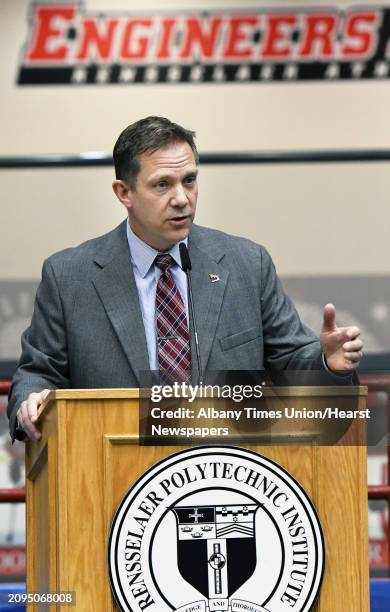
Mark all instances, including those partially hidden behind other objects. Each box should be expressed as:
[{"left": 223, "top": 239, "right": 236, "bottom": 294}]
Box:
[{"left": 320, "top": 303, "right": 363, "bottom": 372}]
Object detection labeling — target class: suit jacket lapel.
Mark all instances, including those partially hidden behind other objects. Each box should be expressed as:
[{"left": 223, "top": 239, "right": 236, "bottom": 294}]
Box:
[
  {"left": 91, "top": 222, "right": 149, "bottom": 384},
  {"left": 188, "top": 230, "right": 229, "bottom": 371},
  {"left": 90, "top": 222, "right": 230, "bottom": 383}
]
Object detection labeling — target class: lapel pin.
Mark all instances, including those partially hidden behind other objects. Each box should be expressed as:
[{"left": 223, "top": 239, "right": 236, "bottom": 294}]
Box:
[{"left": 209, "top": 274, "right": 220, "bottom": 283}]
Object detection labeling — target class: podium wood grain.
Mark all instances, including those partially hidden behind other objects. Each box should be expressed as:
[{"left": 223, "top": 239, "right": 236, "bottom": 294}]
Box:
[{"left": 25, "top": 388, "right": 369, "bottom": 611}]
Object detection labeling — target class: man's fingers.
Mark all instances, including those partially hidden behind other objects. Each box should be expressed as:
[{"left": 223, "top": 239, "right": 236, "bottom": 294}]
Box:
[
  {"left": 17, "top": 403, "right": 39, "bottom": 441},
  {"left": 16, "top": 390, "right": 50, "bottom": 441},
  {"left": 344, "top": 351, "right": 363, "bottom": 362},
  {"left": 320, "top": 307, "right": 364, "bottom": 374},
  {"left": 336, "top": 328, "right": 350, "bottom": 343},
  {"left": 342, "top": 339, "right": 363, "bottom": 352},
  {"left": 343, "top": 361, "right": 358, "bottom": 370},
  {"left": 16, "top": 402, "right": 27, "bottom": 429},
  {"left": 346, "top": 326, "right": 361, "bottom": 340},
  {"left": 27, "top": 394, "right": 39, "bottom": 423},
  {"left": 321, "top": 303, "right": 337, "bottom": 333}
]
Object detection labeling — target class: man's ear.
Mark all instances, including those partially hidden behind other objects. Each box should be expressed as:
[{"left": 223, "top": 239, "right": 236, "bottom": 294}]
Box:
[{"left": 112, "top": 180, "right": 134, "bottom": 210}]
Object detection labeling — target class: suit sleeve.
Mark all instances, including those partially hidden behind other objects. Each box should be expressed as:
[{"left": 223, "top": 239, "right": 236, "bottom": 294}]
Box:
[
  {"left": 259, "top": 247, "right": 323, "bottom": 370},
  {"left": 7, "top": 258, "right": 70, "bottom": 440}
]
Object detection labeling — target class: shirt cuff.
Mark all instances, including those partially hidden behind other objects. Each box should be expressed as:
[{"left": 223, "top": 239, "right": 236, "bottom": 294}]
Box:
[{"left": 322, "top": 352, "right": 353, "bottom": 378}]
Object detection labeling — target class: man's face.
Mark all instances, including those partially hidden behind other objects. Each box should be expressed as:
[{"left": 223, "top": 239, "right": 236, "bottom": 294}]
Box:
[{"left": 124, "top": 141, "right": 198, "bottom": 251}]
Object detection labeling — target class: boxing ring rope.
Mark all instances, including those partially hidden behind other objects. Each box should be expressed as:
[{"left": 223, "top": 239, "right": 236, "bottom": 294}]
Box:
[{"left": 2, "top": 149, "right": 390, "bottom": 168}]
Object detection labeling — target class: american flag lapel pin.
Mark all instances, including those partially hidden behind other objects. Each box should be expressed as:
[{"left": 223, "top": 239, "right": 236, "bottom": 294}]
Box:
[{"left": 209, "top": 273, "right": 220, "bottom": 283}]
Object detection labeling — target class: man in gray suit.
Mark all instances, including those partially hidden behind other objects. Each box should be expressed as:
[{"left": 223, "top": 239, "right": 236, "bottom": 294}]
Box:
[{"left": 8, "top": 116, "right": 363, "bottom": 442}]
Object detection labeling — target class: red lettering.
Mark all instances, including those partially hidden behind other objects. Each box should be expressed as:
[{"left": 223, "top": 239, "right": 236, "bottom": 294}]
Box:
[
  {"left": 261, "top": 15, "right": 296, "bottom": 59},
  {"left": 156, "top": 18, "right": 176, "bottom": 59},
  {"left": 180, "top": 17, "right": 222, "bottom": 59},
  {"left": 120, "top": 19, "right": 152, "bottom": 60},
  {"left": 27, "top": 6, "right": 75, "bottom": 61},
  {"left": 76, "top": 18, "right": 118, "bottom": 60},
  {"left": 299, "top": 14, "right": 338, "bottom": 58},
  {"left": 223, "top": 16, "right": 258, "bottom": 59},
  {"left": 341, "top": 12, "right": 379, "bottom": 58}
]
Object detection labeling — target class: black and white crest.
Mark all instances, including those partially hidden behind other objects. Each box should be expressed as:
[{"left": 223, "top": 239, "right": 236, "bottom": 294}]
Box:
[
  {"left": 108, "top": 447, "right": 325, "bottom": 612},
  {"left": 173, "top": 504, "right": 259, "bottom": 602}
]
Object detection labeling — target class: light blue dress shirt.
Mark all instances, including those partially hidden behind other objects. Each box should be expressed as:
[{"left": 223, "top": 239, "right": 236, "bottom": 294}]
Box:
[
  {"left": 126, "top": 222, "right": 189, "bottom": 371},
  {"left": 126, "top": 223, "right": 345, "bottom": 379}
]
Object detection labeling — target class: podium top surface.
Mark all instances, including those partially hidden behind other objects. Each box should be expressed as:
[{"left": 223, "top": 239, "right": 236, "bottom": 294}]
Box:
[{"left": 45, "top": 386, "right": 368, "bottom": 401}]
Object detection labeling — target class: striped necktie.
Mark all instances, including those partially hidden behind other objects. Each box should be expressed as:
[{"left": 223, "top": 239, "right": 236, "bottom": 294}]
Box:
[{"left": 155, "top": 253, "right": 191, "bottom": 384}]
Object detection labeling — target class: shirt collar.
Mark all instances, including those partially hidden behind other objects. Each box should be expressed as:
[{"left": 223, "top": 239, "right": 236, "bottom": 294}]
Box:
[{"left": 126, "top": 221, "right": 187, "bottom": 278}]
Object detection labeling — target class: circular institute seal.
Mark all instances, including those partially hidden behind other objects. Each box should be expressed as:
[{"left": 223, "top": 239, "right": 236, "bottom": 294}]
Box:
[{"left": 108, "top": 447, "right": 324, "bottom": 612}]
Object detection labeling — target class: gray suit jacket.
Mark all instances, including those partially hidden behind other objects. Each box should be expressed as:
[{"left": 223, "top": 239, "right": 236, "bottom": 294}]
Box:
[{"left": 8, "top": 220, "right": 323, "bottom": 438}]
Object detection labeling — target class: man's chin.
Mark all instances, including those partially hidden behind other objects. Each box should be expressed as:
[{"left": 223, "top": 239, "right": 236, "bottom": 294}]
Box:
[
  {"left": 170, "top": 221, "right": 192, "bottom": 240},
  {"left": 156, "top": 218, "right": 193, "bottom": 249}
]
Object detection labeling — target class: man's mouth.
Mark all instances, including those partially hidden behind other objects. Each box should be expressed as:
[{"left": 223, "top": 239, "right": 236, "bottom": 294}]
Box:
[{"left": 168, "top": 215, "right": 190, "bottom": 225}]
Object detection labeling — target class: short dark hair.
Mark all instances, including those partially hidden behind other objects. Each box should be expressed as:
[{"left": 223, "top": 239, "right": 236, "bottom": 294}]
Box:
[{"left": 113, "top": 116, "right": 199, "bottom": 189}]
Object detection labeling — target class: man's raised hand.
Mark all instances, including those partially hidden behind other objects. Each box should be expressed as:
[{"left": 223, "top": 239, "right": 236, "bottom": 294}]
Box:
[{"left": 320, "top": 303, "right": 363, "bottom": 372}]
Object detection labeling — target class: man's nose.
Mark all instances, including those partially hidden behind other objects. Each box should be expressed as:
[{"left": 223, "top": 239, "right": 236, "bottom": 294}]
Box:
[{"left": 170, "top": 184, "right": 189, "bottom": 206}]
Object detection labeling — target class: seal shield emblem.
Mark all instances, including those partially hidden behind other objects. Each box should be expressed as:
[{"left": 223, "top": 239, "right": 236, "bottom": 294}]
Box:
[{"left": 173, "top": 504, "right": 259, "bottom": 605}]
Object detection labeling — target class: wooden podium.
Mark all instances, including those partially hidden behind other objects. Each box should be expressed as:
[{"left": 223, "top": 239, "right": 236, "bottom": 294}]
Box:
[{"left": 25, "top": 387, "right": 369, "bottom": 610}]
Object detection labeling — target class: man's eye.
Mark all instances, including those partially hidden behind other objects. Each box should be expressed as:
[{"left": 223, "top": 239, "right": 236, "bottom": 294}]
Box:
[
  {"left": 156, "top": 181, "right": 167, "bottom": 189},
  {"left": 185, "top": 176, "right": 196, "bottom": 186}
]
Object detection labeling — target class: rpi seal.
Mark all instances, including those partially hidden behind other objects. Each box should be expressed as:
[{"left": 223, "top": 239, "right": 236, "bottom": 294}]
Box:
[{"left": 108, "top": 447, "right": 324, "bottom": 612}]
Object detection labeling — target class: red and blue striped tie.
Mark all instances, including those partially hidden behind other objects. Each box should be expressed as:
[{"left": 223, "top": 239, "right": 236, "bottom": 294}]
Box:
[{"left": 155, "top": 254, "right": 191, "bottom": 384}]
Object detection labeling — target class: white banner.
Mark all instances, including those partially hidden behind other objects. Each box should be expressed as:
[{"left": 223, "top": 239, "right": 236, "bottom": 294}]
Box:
[
  {"left": 209, "top": 600, "right": 229, "bottom": 610},
  {"left": 174, "top": 600, "right": 269, "bottom": 612},
  {"left": 231, "top": 600, "right": 269, "bottom": 612},
  {"left": 175, "top": 601, "right": 206, "bottom": 612}
]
